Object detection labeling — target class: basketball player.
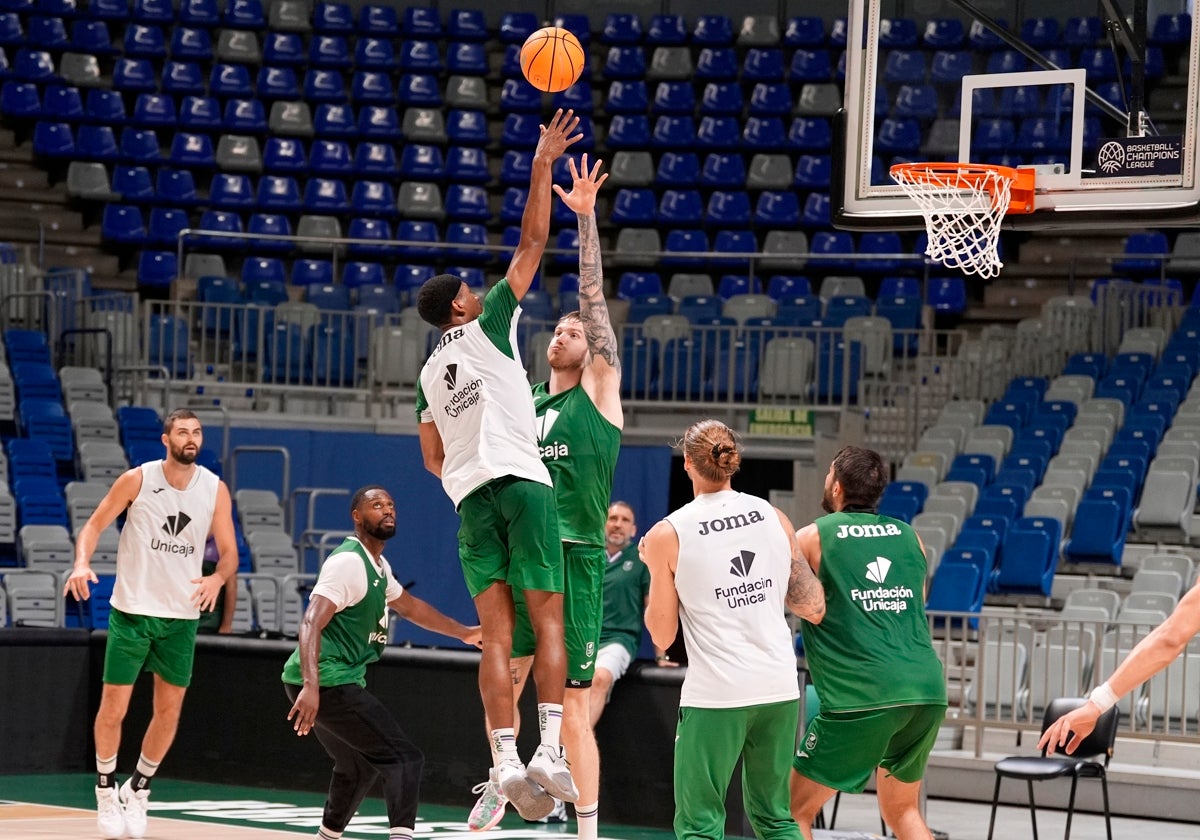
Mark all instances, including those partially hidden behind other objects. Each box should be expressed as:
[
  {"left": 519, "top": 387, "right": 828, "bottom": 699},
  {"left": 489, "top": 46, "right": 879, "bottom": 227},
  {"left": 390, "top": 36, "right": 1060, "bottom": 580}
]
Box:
[
  {"left": 467, "top": 155, "right": 623, "bottom": 837},
  {"left": 414, "top": 108, "right": 582, "bottom": 820},
  {"left": 64, "top": 408, "right": 238, "bottom": 840},
  {"left": 283, "top": 486, "right": 482, "bottom": 840},
  {"left": 790, "top": 446, "right": 947, "bottom": 840},
  {"left": 640, "top": 419, "right": 826, "bottom": 840}
]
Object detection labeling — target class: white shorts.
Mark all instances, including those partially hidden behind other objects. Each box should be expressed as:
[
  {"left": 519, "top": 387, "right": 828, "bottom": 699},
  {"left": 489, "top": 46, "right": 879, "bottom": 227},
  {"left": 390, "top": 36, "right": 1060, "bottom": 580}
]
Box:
[{"left": 594, "top": 641, "right": 633, "bottom": 688}]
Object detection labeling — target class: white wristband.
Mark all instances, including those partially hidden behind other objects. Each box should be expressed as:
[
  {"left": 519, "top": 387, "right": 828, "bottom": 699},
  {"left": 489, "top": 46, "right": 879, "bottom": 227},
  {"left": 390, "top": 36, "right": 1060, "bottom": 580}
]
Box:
[{"left": 1089, "top": 682, "right": 1119, "bottom": 713}]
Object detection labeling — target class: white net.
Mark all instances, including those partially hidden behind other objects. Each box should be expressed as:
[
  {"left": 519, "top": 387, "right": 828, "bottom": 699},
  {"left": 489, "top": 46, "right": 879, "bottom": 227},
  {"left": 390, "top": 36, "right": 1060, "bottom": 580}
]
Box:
[{"left": 890, "top": 163, "right": 1015, "bottom": 279}]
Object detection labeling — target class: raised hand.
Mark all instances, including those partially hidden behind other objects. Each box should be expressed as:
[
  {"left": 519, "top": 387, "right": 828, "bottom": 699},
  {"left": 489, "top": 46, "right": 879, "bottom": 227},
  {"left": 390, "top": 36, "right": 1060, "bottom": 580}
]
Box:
[
  {"left": 553, "top": 154, "right": 608, "bottom": 216},
  {"left": 534, "top": 108, "right": 583, "bottom": 163}
]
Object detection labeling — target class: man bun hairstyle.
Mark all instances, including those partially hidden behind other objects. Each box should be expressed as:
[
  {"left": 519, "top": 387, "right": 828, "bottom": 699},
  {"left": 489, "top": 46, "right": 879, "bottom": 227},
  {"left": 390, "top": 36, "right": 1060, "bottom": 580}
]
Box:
[
  {"left": 680, "top": 419, "right": 741, "bottom": 483},
  {"left": 417, "top": 274, "right": 464, "bottom": 327},
  {"left": 831, "top": 445, "right": 888, "bottom": 509}
]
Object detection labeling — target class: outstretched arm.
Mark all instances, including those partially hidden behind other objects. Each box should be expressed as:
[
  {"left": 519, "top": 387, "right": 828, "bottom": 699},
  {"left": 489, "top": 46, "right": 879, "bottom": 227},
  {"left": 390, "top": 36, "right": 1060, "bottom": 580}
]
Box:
[
  {"left": 554, "top": 154, "right": 622, "bottom": 427},
  {"left": 1039, "top": 581, "right": 1200, "bottom": 754},
  {"left": 390, "top": 590, "right": 482, "bottom": 648},
  {"left": 507, "top": 109, "right": 582, "bottom": 300}
]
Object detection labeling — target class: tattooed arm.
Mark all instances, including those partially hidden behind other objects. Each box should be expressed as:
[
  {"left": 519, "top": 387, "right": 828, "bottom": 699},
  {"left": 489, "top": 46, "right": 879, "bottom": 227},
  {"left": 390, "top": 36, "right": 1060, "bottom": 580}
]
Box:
[
  {"left": 553, "top": 154, "right": 623, "bottom": 428},
  {"left": 779, "top": 509, "right": 825, "bottom": 623}
]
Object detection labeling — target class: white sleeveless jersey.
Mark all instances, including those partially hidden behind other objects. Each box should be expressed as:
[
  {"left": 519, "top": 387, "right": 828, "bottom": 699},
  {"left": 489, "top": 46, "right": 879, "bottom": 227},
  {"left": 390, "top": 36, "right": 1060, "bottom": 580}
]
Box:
[
  {"left": 666, "top": 490, "right": 800, "bottom": 709},
  {"left": 111, "top": 460, "right": 220, "bottom": 619},
  {"left": 416, "top": 284, "right": 551, "bottom": 507}
]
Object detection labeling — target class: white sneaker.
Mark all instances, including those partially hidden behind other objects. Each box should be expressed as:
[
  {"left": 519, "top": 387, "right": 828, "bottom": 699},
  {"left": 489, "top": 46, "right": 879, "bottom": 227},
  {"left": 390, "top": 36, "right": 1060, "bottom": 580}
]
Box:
[
  {"left": 95, "top": 786, "right": 125, "bottom": 840},
  {"left": 529, "top": 798, "right": 568, "bottom": 825},
  {"left": 467, "top": 768, "right": 508, "bottom": 831},
  {"left": 119, "top": 779, "right": 150, "bottom": 839},
  {"left": 526, "top": 744, "right": 579, "bottom": 803},
  {"left": 496, "top": 760, "right": 555, "bottom": 822}
]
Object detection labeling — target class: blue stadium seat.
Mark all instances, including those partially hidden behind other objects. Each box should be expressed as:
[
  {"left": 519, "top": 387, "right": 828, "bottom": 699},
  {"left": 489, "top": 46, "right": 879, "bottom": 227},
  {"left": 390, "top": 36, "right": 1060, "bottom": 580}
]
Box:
[
  {"left": 247, "top": 213, "right": 292, "bottom": 253},
  {"left": 71, "top": 20, "right": 119, "bottom": 56},
  {"left": 610, "top": 189, "right": 658, "bottom": 226},
  {"left": 698, "top": 81, "right": 743, "bottom": 116},
  {"left": 446, "top": 222, "right": 489, "bottom": 263},
  {"left": 602, "top": 13, "right": 643, "bottom": 45},
  {"left": 605, "top": 114, "right": 651, "bottom": 150},
  {"left": 647, "top": 14, "right": 687, "bottom": 45},
  {"left": 741, "top": 113, "right": 789, "bottom": 151},
  {"left": 604, "top": 45, "right": 646, "bottom": 80},
  {"left": 254, "top": 174, "right": 300, "bottom": 213},
  {"left": 153, "top": 168, "right": 197, "bottom": 207},
  {"left": 446, "top": 109, "right": 487, "bottom": 145},
  {"left": 662, "top": 229, "right": 709, "bottom": 270},
  {"left": 445, "top": 184, "right": 490, "bottom": 222},
  {"left": 699, "top": 153, "right": 746, "bottom": 189},
  {"left": 401, "top": 40, "right": 443, "bottom": 73},
  {"left": 291, "top": 259, "right": 333, "bottom": 288},
  {"left": 262, "top": 138, "right": 306, "bottom": 174},
  {"left": 1, "top": 81, "right": 39, "bottom": 120},
  {"left": 445, "top": 146, "right": 489, "bottom": 185},
  {"left": 1063, "top": 487, "right": 1130, "bottom": 566},
  {"left": 146, "top": 312, "right": 190, "bottom": 376},
  {"left": 264, "top": 32, "right": 305, "bottom": 66},
  {"left": 928, "top": 277, "right": 967, "bottom": 313},
  {"left": 445, "top": 7, "right": 486, "bottom": 40},
  {"left": 351, "top": 180, "right": 397, "bottom": 219},
  {"left": 706, "top": 191, "right": 751, "bottom": 228},
  {"left": 696, "top": 116, "right": 741, "bottom": 151},
  {"left": 223, "top": 99, "right": 266, "bottom": 133},
  {"left": 501, "top": 112, "right": 542, "bottom": 149},
  {"left": 655, "top": 151, "right": 700, "bottom": 187},
  {"left": 446, "top": 41, "right": 488, "bottom": 75},
  {"left": 223, "top": 0, "right": 264, "bottom": 29},
  {"left": 749, "top": 82, "right": 793, "bottom": 117},
  {"left": 606, "top": 80, "right": 648, "bottom": 114},
  {"left": 137, "top": 250, "right": 178, "bottom": 289},
  {"left": 882, "top": 49, "right": 926, "bottom": 85},
  {"left": 123, "top": 23, "right": 165, "bottom": 58},
  {"left": 100, "top": 204, "right": 147, "bottom": 245},
  {"left": 985, "top": 50, "right": 1026, "bottom": 75},
  {"left": 176, "top": 97, "right": 222, "bottom": 135},
  {"left": 788, "top": 117, "right": 834, "bottom": 152},
  {"left": 309, "top": 139, "right": 354, "bottom": 176},
  {"left": 341, "top": 261, "right": 386, "bottom": 289},
  {"left": 28, "top": 16, "right": 69, "bottom": 50},
  {"left": 147, "top": 208, "right": 188, "bottom": 246},
  {"left": 357, "top": 105, "right": 400, "bottom": 140},
  {"left": 357, "top": 3, "right": 399, "bottom": 36},
  {"left": 744, "top": 48, "right": 786, "bottom": 82},
  {"left": 652, "top": 80, "right": 695, "bottom": 115},
  {"left": 195, "top": 209, "right": 244, "bottom": 250},
  {"left": 809, "top": 231, "right": 854, "bottom": 269},
  {"left": 1151, "top": 12, "right": 1191, "bottom": 45},
  {"left": 159, "top": 62, "right": 204, "bottom": 96},
  {"left": 394, "top": 220, "right": 439, "bottom": 261},
  {"left": 694, "top": 47, "right": 739, "bottom": 81},
  {"left": 310, "top": 35, "right": 352, "bottom": 69},
  {"left": 112, "top": 165, "right": 153, "bottom": 202},
  {"left": 209, "top": 63, "right": 253, "bottom": 98},
  {"left": 354, "top": 142, "right": 396, "bottom": 178},
  {"left": 355, "top": 37, "right": 398, "bottom": 72},
  {"left": 616, "top": 272, "right": 663, "bottom": 300},
  {"left": 693, "top": 14, "right": 734, "bottom": 46},
  {"left": 784, "top": 17, "right": 825, "bottom": 47},
  {"left": 257, "top": 67, "right": 300, "bottom": 101}
]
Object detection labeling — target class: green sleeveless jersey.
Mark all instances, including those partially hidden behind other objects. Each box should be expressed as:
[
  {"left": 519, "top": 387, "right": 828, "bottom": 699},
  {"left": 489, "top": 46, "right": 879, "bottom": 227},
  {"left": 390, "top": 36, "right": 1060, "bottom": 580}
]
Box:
[
  {"left": 532, "top": 381, "right": 621, "bottom": 547},
  {"left": 281, "top": 539, "right": 389, "bottom": 688},
  {"left": 801, "top": 512, "right": 946, "bottom": 713}
]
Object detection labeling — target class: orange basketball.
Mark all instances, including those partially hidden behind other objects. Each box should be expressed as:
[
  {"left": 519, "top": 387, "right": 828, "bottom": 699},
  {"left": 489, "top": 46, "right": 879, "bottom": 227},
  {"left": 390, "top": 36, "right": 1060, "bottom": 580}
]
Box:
[{"left": 519, "top": 26, "right": 585, "bottom": 93}]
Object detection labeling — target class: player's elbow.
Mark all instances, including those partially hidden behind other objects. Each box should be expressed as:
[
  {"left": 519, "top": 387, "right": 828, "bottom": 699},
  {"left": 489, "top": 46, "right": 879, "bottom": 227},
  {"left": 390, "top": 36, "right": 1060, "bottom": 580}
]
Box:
[{"left": 795, "top": 599, "right": 826, "bottom": 625}]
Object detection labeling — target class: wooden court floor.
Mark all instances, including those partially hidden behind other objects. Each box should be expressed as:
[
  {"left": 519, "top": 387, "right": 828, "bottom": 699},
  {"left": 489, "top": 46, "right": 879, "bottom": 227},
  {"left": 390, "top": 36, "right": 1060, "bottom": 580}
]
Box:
[{"left": 0, "top": 773, "right": 889, "bottom": 840}]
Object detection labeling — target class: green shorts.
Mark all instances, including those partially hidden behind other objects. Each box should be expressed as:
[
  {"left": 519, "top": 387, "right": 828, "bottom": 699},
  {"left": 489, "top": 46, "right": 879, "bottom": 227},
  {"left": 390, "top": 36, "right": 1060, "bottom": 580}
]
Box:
[
  {"left": 457, "top": 476, "right": 561, "bottom": 598},
  {"left": 103, "top": 607, "right": 199, "bottom": 688},
  {"left": 793, "top": 703, "right": 947, "bottom": 793},
  {"left": 512, "top": 542, "right": 605, "bottom": 686}
]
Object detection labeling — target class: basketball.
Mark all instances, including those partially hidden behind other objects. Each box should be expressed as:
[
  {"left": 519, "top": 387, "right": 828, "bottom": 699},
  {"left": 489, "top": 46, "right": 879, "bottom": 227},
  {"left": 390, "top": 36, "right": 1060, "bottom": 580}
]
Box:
[{"left": 519, "top": 26, "right": 585, "bottom": 93}]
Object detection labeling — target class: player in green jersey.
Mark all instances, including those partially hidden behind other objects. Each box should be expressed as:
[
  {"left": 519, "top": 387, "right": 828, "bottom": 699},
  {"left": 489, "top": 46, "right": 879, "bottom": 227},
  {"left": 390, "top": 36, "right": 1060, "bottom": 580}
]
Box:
[
  {"left": 468, "top": 154, "right": 624, "bottom": 838},
  {"left": 284, "top": 486, "right": 481, "bottom": 840},
  {"left": 415, "top": 110, "right": 583, "bottom": 821},
  {"left": 791, "top": 446, "right": 946, "bottom": 840}
]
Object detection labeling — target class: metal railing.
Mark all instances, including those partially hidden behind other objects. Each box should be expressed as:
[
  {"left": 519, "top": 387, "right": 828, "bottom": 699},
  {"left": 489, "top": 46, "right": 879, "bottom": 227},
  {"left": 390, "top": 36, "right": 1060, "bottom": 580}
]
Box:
[{"left": 932, "top": 610, "right": 1200, "bottom": 752}]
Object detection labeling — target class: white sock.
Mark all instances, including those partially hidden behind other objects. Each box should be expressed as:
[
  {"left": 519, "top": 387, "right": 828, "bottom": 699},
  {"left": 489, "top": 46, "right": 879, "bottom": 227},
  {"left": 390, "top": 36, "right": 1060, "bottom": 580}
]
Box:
[
  {"left": 491, "top": 728, "right": 519, "bottom": 764},
  {"left": 388, "top": 828, "right": 413, "bottom": 840},
  {"left": 317, "top": 826, "right": 342, "bottom": 840},
  {"left": 135, "top": 754, "right": 159, "bottom": 778},
  {"left": 575, "top": 801, "right": 599, "bottom": 840},
  {"left": 537, "top": 703, "right": 563, "bottom": 747}
]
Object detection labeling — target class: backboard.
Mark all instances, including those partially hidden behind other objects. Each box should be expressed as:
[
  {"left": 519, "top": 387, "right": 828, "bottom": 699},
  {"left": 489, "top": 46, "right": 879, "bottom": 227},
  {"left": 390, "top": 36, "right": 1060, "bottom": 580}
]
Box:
[{"left": 836, "top": 0, "right": 1200, "bottom": 231}]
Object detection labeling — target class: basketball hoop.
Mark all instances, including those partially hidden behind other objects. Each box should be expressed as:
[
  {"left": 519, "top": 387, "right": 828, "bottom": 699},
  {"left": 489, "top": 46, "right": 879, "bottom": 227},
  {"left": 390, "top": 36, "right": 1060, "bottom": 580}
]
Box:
[{"left": 890, "top": 163, "right": 1035, "bottom": 279}]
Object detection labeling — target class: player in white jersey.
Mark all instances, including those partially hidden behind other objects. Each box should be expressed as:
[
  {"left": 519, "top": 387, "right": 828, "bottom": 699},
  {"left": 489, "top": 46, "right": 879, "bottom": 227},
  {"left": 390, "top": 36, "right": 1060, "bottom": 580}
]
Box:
[
  {"left": 65, "top": 408, "right": 237, "bottom": 840},
  {"left": 414, "top": 109, "right": 583, "bottom": 822},
  {"left": 640, "top": 419, "right": 826, "bottom": 840}
]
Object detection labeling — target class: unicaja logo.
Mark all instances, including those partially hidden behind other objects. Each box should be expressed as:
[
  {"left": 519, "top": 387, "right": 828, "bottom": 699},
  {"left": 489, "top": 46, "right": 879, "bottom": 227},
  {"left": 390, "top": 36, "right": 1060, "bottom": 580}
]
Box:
[
  {"left": 730, "top": 550, "right": 755, "bottom": 577},
  {"left": 1097, "top": 141, "right": 1125, "bottom": 174},
  {"left": 443, "top": 364, "right": 458, "bottom": 389},
  {"left": 865, "top": 556, "right": 891, "bottom": 584},
  {"left": 161, "top": 512, "right": 192, "bottom": 537}
]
